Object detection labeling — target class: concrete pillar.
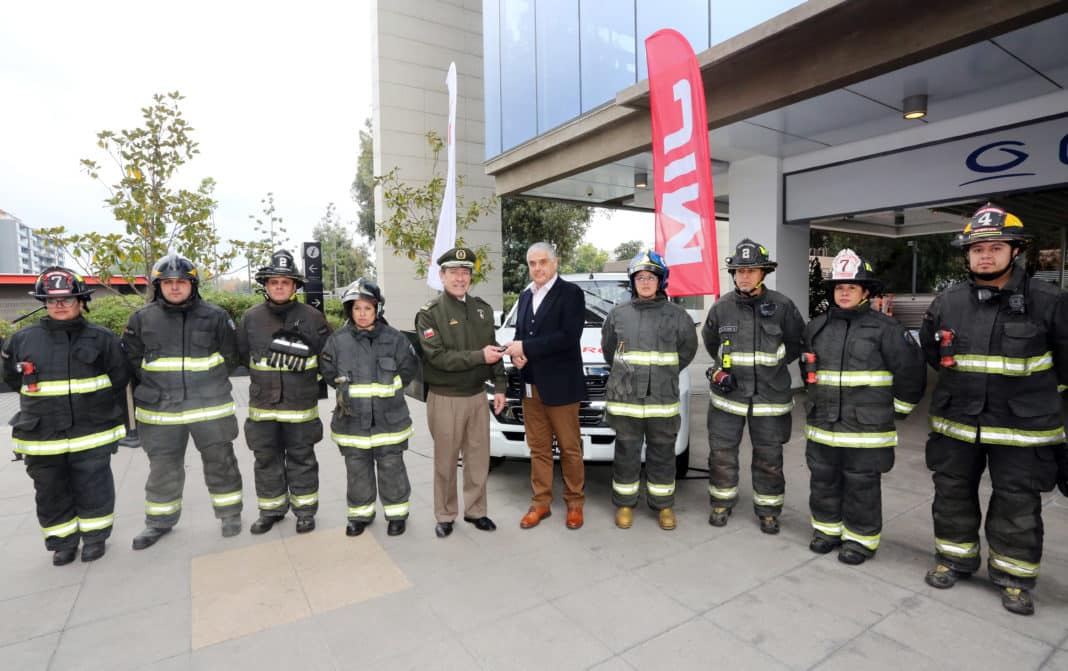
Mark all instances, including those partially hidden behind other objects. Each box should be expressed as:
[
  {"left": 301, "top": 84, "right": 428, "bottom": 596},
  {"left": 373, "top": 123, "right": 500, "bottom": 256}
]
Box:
[
  {"left": 371, "top": 0, "right": 503, "bottom": 324},
  {"left": 727, "top": 156, "right": 809, "bottom": 318}
]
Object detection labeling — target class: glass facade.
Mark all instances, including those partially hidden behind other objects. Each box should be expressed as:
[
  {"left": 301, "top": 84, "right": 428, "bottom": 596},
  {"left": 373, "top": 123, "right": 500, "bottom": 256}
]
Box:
[{"left": 484, "top": 0, "right": 805, "bottom": 157}]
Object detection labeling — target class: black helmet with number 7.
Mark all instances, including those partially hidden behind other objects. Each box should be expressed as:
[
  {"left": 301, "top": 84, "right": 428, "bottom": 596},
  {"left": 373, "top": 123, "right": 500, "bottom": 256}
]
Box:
[{"left": 31, "top": 266, "right": 95, "bottom": 302}]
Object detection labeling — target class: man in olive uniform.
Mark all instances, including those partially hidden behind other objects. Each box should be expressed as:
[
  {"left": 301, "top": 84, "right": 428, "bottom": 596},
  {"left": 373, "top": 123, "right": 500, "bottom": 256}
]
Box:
[
  {"left": 237, "top": 250, "right": 331, "bottom": 535},
  {"left": 416, "top": 247, "right": 506, "bottom": 538}
]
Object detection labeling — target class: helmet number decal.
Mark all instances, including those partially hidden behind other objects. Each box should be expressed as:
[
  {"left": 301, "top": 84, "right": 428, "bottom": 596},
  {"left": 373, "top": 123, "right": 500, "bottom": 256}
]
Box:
[
  {"left": 831, "top": 249, "right": 862, "bottom": 280},
  {"left": 741, "top": 247, "right": 751, "bottom": 259},
  {"left": 976, "top": 211, "right": 994, "bottom": 226}
]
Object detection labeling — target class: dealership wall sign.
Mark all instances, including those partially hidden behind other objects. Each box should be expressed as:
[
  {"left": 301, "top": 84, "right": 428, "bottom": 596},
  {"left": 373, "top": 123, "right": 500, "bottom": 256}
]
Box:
[{"left": 785, "top": 114, "right": 1068, "bottom": 222}]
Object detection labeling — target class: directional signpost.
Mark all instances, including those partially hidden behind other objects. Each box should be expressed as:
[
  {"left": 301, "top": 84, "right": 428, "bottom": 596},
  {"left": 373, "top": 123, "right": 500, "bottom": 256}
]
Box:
[{"left": 302, "top": 241, "right": 328, "bottom": 399}]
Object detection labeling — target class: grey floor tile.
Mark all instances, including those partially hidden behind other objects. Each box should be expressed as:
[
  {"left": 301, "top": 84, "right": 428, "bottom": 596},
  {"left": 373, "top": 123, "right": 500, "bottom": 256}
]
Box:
[
  {"left": 586, "top": 656, "right": 637, "bottom": 671},
  {"left": 460, "top": 602, "right": 612, "bottom": 670},
  {"left": 0, "top": 632, "right": 60, "bottom": 670},
  {"left": 190, "top": 617, "right": 335, "bottom": 671},
  {"left": 622, "top": 619, "right": 789, "bottom": 670},
  {"left": 812, "top": 631, "right": 941, "bottom": 670},
  {"left": 50, "top": 600, "right": 190, "bottom": 671},
  {"left": 135, "top": 653, "right": 191, "bottom": 671},
  {"left": 419, "top": 553, "right": 548, "bottom": 632},
  {"left": 1043, "top": 649, "right": 1068, "bottom": 670},
  {"left": 770, "top": 560, "right": 914, "bottom": 628},
  {"left": 333, "top": 632, "right": 480, "bottom": 671},
  {"left": 316, "top": 589, "right": 448, "bottom": 667},
  {"left": 0, "top": 584, "right": 78, "bottom": 647},
  {"left": 0, "top": 537, "right": 90, "bottom": 601},
  {"left": 69, "top": 556, "right": 190, "bottom": 626}
]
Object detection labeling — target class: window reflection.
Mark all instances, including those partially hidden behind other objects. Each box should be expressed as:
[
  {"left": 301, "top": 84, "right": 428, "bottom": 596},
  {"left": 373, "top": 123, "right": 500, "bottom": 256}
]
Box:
[{"left": 580, "top": 0, "right": 636, "bottom": 112}]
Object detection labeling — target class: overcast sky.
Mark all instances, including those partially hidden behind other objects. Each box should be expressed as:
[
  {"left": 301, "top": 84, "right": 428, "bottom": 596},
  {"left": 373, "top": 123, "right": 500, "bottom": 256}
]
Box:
[{"left": 0, "top": 1, "right": 655, "bottom": 274}]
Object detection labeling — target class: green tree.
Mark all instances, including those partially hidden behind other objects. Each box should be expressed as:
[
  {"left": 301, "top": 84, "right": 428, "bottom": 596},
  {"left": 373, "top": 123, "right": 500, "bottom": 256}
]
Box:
[
  {"left": 313, "top": 202, "right": 375, "bottom": 292},
  {"left": 501, "top": 198, "right": 592, "bottom": 293},
  {"left": 40, "top": 91, "right": 235, "bottom": 303},
  {"left": 808, "top": 256, "right": 829, "bottom": 317},
  {"left": 243, "top": 192, "right": 291, "bottom": 271},
  {"left": 613, "top": 240, "right": 644, "bottom": 261},
  {"left": 351, "top": 118, "right": 376, "bottom": 241},
  {"left": 374, "top": 131, "right": 496, "bottom": 283},
  {"left": 562, "top": 243, "right": 609, "bottom": 274}
]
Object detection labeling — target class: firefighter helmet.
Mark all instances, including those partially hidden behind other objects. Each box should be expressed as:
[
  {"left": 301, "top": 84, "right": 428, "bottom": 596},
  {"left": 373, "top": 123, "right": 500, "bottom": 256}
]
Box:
[
  {"left": 341, "top": 278, "right": 384, "bottom": 318},
  {"left": 951, "top": 203, "right": 1029, "bottom": 249},
  {"left": 255, "top": 249, "right": 305, "bottom": 286},
  {"left": 725, "top": 238, "right": 777, "bottom": 273},
  {"left": 31, "top": 266, "right": 94, "bottom": 302},
  {"left": 824, "top": 248, "right": 883, "bottom": 295},
  {"left": 627, "top": 248, "right": 669, "bottom": 294}
]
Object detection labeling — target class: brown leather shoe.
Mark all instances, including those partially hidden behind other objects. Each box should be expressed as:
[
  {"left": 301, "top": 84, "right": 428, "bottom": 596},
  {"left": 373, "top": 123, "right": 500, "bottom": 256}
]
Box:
[
  {"left": 566, "top": 505, "right": 584, "bottom": 530},
  {"left": 520, "top": 507, "right": 551, "bottom": 529}
]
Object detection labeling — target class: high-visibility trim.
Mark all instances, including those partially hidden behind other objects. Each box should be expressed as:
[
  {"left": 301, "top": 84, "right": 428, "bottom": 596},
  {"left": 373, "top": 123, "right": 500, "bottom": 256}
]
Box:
[
  {"left": 708, "top": 485, "right": 737, "bottom": 500},
  {"left": 613, "top": 480, "right": 640, "bottom": 496},
  {"left": 646, "top": 481, "right": 676, "bottom": 497},
  {"left": 41, "top": 518, "right": 79, "bottom": 539},
  {"left": 753, "top": 492, "right": 784, "bottom": 507},
  {"left": 348, "top": 503, "right": 375, "bottom": 519},
  {"left": 13, "top": 425, "right": 126, "bottom": 456},
  {"left": 730, "top": 345, "right": 786, "bottom": 367},
  {"left": 290, "top": 492, "right": 318, "bottom": 508},
  {"left": 211, "top": 490, "right": 242, "bottom": 507},
  {"left": 804, "top": 424, "right": 897, "bottom": 448},
  {"left": 258, "top": 494, "right": 287, "bottom": 510},
  {"left": 142, "top": 352, "right": 225, "bottom": 372},
  {"left": 989, "top": 550, "right": 1039, "bottom": 578},
  {"left": 1059, "top": 384, "right": 1068, "bottom": 393},
  {"left": 332, "top": 425, "right": 414, "bottom": 449},
  {"left": 814, "top": 370, "right": 893, "bottom": 387},
  {"left": 146, "top": 498, "right": 181, "bottom": 516},
  {"left": 842, "top": 526, "right": 880, "bottom": 550},
  {"left": 21, "top": 374, "right": 112, "bottom": 397},
  {"left": 615, "top": 351, "right": 679, "bottom": 366},
  {"left": 344, "top": 376, "right": 404, "bottom": 398},
  {"left": 605, "top": 401, "right": 680, "bottom": 418},
  {"left": 383, "top": 502, "right": 409, "bottom": 517},
  {"left": 893, "top": 398, "right": 915, "bottom": 415},
  {"left": 811, "top": 518, "right": 843, "bottom": 537},
  {"left": 953, "top": 352, "right": 1053, "bottom": 376},
  {"left": 709, "top": 394, "right": 794, "bottom": 417},
  {"left": 935, "top": 537, "right": 978, "bottom": 558},
  {"left": 929, "top": 416, "right": 1066, "bottom": 446},
  {"left": 79, "top": 514, "right": 114, "bottom": 532},
  {"left": 136, "top": 401, "right": 236, "bottom": 425},
  {"left": 248, "top": 406, "right": 319, "bottom": 422},
  {"left": 250, "top": 355, "right": 318, "bottom": 371}
]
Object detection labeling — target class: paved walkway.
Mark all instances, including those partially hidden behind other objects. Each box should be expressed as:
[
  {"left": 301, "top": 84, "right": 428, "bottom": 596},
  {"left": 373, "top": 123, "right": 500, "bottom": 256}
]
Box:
[{"left": 3, "top": 379, "right": 1068, "bottom": 670}]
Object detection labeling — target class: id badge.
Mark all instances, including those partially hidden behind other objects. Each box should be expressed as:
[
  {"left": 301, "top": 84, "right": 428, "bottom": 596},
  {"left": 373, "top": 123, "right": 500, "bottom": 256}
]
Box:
[{"left": 526, "top": 383, "right": 532, "bottom": 399}]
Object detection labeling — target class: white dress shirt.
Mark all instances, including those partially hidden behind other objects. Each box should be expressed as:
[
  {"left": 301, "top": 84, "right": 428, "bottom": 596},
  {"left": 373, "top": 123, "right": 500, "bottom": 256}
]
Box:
[{"left": 530, "top": 274, "right": 558, "bottom": 315}]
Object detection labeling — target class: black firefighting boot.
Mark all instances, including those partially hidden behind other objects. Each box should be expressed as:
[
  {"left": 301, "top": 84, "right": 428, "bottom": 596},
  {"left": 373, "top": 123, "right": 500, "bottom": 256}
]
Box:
[
  {"left": 759, "top": 515, "right": 780, "bottom": 535},
  {"left": 1001, "top": 587, "right": 1035, "bottom": 616},
  {"left": 708, "top": 507, "right": 731, "bottom": 527},
  {"left": 924, "top": 564, "right": 970, "bottom": 589},
  {"left": 221, "top": 515, "right": 242, "bottom": 538},
  {"left": 81, "top": 542, "right": 106, "bottom": 562},
  {"left": 132, "top": 527, "right": 171, "bottom": 551},
  {"left": 387, "top": 519, "right": 406, "bottom": 536},
  {"left": 250, "top": 516, "right": 281, "bottom": 535},
  {"left": 295, "top": 518, "right": 315, "bottom": 534},
  {"left": 838, "top": 548, "right": 867, "bottom": 565},
  {"left": 809, "top": 535, "right": 841, "bottom": 555},
  {"left": 53, "top": 548, "right": 77, "bottom": 566}
]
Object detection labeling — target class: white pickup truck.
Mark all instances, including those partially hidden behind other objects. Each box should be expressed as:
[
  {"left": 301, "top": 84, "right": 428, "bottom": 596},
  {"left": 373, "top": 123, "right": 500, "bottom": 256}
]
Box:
[{"left": 489, "top": 273, "right": 693, "bottom": 477}]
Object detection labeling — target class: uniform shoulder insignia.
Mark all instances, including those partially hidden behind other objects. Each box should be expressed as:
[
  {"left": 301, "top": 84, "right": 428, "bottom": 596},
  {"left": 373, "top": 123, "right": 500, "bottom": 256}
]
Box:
[{"left": 419, "top": 300, "right": 437, "bottom": 312}]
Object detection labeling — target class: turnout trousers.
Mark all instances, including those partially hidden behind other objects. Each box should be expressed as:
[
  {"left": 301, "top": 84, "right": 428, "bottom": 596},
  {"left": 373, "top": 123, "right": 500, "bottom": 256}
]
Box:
[
  {"left": 244, "top": 418, "right": 322, "bottom": 520},
  {"left": 343, "top": 441, "right": 411, "bottom": 522},
  {"left": 707, "top": 404, "right": 790, "bottom": 516},
  {"left": 427, "top": 391, "right": 489, "bottom": 523},
  {"left": 807, "top": 441, "right": 894, "bottom": 558},
  {"left": 25, "top": 446, "right": 116, "bottom": 551},
  {"left": 140, "top": 415, "right": 243, "bottom": 528},
  {"left": 609, "top": 414, "right": 680, "bottom": 510},
  {"left": 926, "top": 432, "right": 1059, "bottom": 590}
]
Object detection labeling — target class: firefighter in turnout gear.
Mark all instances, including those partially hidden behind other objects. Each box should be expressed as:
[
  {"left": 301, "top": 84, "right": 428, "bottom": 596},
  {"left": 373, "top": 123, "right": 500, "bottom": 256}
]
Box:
[
  {"left": 237, "top": 250, "right": 331, "bottom": 535},
  {"left": 321, "top": 279, "right": 419, "bottom": 537},
  {"left": 803, "top": 250, "right": 925, "bottom": 565},
  {"left": 920, "top": 204, "right": 1068, "bottom": 616},
  {"left": 602, "top": 250, "right": 697, "bottom": 530},
  {"left": 702, "top": 239, "right": 805, "bottom": 533},
  {"left": 123, "top": 254, "right": 244, "bottom": 550},
  {"left": 1, "top": 268, "right": 131, "bottom": 566}
]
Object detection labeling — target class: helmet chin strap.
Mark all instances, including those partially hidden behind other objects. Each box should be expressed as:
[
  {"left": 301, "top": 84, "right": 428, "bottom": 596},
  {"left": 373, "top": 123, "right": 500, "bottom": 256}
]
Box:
[{"left": 734, "top": 280, "right": 763, "bottom": 297}]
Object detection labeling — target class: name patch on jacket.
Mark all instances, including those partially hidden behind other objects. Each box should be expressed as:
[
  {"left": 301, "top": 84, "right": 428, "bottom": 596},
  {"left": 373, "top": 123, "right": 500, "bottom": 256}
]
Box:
[{"left": 718, "top": 324, "right": 738, "bottom": 334}]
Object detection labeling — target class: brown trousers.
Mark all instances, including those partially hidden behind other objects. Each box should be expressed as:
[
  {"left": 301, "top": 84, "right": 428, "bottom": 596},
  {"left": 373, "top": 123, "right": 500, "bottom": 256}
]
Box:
[
  {"left": 522, "top": 385, "right": 585, "bottom": 507},
  {"left": 427, "top": 390, "right": 489, "bottom": 522}
]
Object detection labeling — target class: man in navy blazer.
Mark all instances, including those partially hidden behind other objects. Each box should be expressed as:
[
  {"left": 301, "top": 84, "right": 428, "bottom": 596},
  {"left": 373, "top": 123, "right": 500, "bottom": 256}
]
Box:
[{"left": 503, "top": 242, "right": 587, "bottom": 530}]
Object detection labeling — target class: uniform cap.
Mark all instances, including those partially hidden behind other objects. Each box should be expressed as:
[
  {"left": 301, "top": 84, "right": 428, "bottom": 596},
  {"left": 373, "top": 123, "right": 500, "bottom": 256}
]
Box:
[{"left": 437, "top": 246, "right": 476, "bottom": 269}]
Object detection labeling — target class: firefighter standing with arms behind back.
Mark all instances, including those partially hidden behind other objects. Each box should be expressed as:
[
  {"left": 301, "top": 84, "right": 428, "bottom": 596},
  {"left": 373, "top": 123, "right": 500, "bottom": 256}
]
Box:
[
  {"left": 2, "top": 268, "right": 130, "bottom": 565},
  {"left": 237, "top": 250, "right": 331, "bottom": 535},
  {"left": 703, "top": 239, "right": 805, "bottom": 534},
  {"left": 803, "top": 250, "right": 925, "bottom": 565},
  {"left": 920, "top": 204, "right": 1068, "bottom": 616},
  {"left": 601, "top": 249, "right": 697, "bottom": 530}
]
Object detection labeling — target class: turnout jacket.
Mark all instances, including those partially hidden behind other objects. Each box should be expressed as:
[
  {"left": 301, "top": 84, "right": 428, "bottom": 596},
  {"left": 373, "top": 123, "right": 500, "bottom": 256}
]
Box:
[
  {"left": 601, "top": 296, "right": 698, "bottom": 418},
  {"left": 920, "top": 266, "right": 1068, "bottom": 446},
  {"left": 702, "top": 288, "right": 805, "bottom": 416},
  {"left": 2, "top": 316, "right": 131, "bottom": 455},
  {"left": 320, "top": 321, "right": 419, "bottom": 450},
  {"left": 236, "top": 299, "right": 331, "bottom": 422},
  {"left": 122, "top": 297, "right": 239, "bottom": 425},
  {"left": 416, "top": 292, "right": 506, "bottom": 396},
  {"left": 803, "top": 303, "right": 926, "bottom": 448}
]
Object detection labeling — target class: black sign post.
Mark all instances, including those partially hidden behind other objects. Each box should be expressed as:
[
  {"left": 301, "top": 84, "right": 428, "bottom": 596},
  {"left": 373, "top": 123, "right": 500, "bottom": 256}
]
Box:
[{"left": 303, "top": 242, "right": 328, "bottom": 399}]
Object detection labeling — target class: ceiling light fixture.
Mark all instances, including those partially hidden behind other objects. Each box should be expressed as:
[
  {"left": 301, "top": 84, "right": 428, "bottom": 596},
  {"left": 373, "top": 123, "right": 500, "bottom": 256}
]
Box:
[
  {"left": 634, "top": 171, "right": 648, "bottom": 189},
  {"left": 902, "top": 94, "right": 927, "bottom": 120}
]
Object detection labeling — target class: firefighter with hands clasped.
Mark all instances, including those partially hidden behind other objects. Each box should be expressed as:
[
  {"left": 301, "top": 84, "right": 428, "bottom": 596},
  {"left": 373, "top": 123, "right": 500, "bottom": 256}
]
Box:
[
  {"left": 321, "top": 279, "right": 419, "bottom": 538},
  {"left": 920, "top": 203, "right": 1068, "bottom": 616},
  {"left": 123, "top": 254, "right": 244, "bottom": 550},
  {"left": 1, "top": 267, "right": 130, "bottom": 565},
  {"left": 802, "top": 250, "right": 925, "bottom": 565},
  {"left": 702, "top": 239, "right": 805, "bottom": 534},
  {"left": 236, "top": 250, "right": 331, "bottom": 535},
  {"left": 601, "top": 249, "right": 697, "bottom": 530}
]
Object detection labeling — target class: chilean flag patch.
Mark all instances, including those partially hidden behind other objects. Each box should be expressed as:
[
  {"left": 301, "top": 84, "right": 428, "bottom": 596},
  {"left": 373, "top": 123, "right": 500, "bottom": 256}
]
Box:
[{"left": 423, "top": 328, "right": 436, "bottom": 339}]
